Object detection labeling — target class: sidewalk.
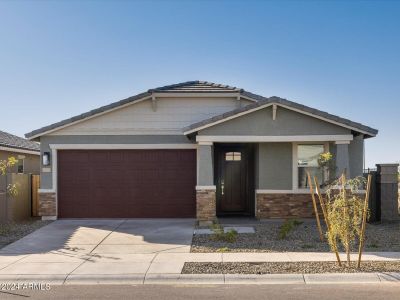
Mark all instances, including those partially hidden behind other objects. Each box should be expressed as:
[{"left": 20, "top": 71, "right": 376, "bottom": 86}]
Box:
[{"left": 0, "top": 251, "right": 399, "bottom": 285}]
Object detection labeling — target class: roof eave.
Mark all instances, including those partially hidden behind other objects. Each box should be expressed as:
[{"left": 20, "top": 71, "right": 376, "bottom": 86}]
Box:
[
  {"left": 0, "top": 145, "right": 40, "bottom": 155},
  {"left": 183, "top": 94, "right": 378, "bottom": 138},
  {"left": 25, "top": 91, "right": 152, "bottom": 140}
]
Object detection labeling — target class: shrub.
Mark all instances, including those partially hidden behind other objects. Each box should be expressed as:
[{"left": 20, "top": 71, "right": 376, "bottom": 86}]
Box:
[
  {"left": 278, "top": 219, "right": 303, "bottom": 239},
  {"left": 209, "top": 223, "right": 238, "bottom": 243}
]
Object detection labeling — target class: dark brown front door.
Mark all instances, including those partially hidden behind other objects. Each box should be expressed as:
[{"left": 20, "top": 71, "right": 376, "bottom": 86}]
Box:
[
  {"left": 57, "top": 149, "right": 196, "bottom": 218},
  {"left": 215, "top": 145, "right": 254, "bottom": 216}
]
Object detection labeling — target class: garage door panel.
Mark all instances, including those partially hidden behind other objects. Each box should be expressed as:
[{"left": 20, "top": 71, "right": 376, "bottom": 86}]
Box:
[{"left": 58, "top": 149, "right": 196, "bottom": 218}]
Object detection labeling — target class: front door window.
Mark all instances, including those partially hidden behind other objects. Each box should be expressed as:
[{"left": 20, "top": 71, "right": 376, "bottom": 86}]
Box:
[{"left": 225, "top": 152, "right": 241, "bottom": 161}]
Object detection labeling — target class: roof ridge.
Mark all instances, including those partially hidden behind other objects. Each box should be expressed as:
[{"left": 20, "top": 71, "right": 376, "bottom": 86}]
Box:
[
  {"left": 148, "top": 81, "right": 199, "bottom": 92},
  {"left": 149, "top": 80, "right": 242, "bottom": 92}
]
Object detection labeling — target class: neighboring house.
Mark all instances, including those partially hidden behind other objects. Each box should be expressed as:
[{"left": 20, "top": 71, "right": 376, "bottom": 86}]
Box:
[
  {"left": 25, "top": 81, "right": 378, "bottom": 221},
  {"left": 0, "top": 130, "right": 40, "bottom": 174}
]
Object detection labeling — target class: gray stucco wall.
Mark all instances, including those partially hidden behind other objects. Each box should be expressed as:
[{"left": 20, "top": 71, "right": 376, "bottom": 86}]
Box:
[
  {"left": 349, "top": 135, "right": 364, "bottom": 178},
  {"left": 39, "top": 135, "right": 194, "bottom": 189},
  {"left": 0, "top": 151, "right": 40, "bottom": 175},
  {"left": 329, "top": 138, "right": 363, "bottom": 179},
  {"left": 198, "top": 106, "right": 351, "bottom": 136},
  {"left": 257, "top": 143, "right": 293, "bottom": 190},
  {"left": 197, "top": 144, "right": 214, "bottom": 186}
]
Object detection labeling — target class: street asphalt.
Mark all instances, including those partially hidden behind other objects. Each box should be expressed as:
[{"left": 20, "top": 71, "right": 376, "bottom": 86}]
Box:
[{"left": 1, "top": 284, "right": 400, "bottom": 300}]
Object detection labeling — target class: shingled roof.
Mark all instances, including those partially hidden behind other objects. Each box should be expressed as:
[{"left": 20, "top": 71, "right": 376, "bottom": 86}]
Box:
[
  {"left": 25, "top": 81, "right": 245, "bottom": 139},
  {"left": 183, "top": 94, "right": 378, "bottom": 137},
  {"left": 0, "top": 130, "right": 40, "bottom": 152},
  {"left": 25, "top": 80, "right": 378, "bottom": 139}
]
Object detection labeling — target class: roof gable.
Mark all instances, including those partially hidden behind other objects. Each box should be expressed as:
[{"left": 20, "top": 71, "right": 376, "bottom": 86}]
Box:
[
  {"left": 184, "top": 96, "right": 378, "bottom": 138},
  {"left": 25, "top": 81, "right": 247, "bottom": 139},
  {"left": 44, "top": 96, "right": 249, "bottom": 136},
  {"left": 195, "top": 105, "right": 351, "bottom": 137}
]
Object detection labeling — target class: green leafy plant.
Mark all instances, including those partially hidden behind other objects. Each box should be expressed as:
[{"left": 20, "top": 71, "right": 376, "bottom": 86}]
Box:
[
  {"left": 0, "top": 157, "right": 18, "bottom": 197},
  {"left": 278, "top": 219, "right": 303, "bottom": 239},
  {"left": 209, "top": 223, "right": 238, "bottom": 243},
  {"left": 318, "top": 152, "right": 333, "bottom": 167},
  {"left": 224, "top": 229, "right": 238, "bottom": 243},
  {"left": 0, "top": 157, "right": 18, "bottom": 175}
]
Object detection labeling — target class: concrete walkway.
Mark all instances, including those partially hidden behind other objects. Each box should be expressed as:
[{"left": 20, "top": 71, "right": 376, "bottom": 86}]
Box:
[
  {"left": 0, "top": 219, "right": 399, "bottom": 285},
  {"left": 0, "top": 250, "right": 399, "bottom": 285}
]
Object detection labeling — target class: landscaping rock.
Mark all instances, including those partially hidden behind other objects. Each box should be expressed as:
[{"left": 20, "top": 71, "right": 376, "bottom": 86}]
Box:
[
  {"left": 0, "top": 219, "right": 52, "bottom": 249},
  {"left": 191, "top": 222, "right": 400, "bottom": 253},
  {"left": 182, "top": 261, "right": 400, "bottom": 274}
]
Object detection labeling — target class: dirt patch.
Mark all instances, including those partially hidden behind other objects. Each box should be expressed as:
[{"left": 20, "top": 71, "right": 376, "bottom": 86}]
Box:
[
  {"left": 182, "top": 261, "right": 400, "bottom": 274},
  {"left": 0, "top": 219, "right": 52, "bottom": 249},
  {"left": 191, "top": 222, "right": 400, "bottom": 253}
]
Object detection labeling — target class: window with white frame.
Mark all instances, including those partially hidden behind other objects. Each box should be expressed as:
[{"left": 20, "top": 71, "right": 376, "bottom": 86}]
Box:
[{"left": 297, "top": 144, "right": 325, "bottom": 189}]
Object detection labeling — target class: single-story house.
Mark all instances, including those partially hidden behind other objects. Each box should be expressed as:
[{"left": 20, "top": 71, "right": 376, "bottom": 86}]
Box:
[
  {"left": 0, "top": 130, "right": 40, "bottom": 174},
  {"left": 25, "top": 81, "right": 378, "bottom": 221}
]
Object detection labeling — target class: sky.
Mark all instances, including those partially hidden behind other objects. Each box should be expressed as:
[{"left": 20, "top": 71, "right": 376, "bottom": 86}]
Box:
[{"left": 0, "top": 0, "right": 399, "bottom": 168}]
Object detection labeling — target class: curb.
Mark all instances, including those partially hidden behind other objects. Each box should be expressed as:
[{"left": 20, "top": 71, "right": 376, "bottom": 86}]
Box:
[{"left": 0, "top": 272, "right": 399, "bottom": 285}]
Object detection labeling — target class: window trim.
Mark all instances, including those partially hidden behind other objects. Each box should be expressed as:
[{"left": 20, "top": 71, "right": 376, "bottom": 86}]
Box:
[{"left": 292, "top": 142, "right": 329, "bottom": 192}]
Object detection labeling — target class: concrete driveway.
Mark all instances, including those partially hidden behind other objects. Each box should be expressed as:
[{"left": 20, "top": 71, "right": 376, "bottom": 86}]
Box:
[{"left": 0, "top": 219, "right": 198, "bottom": 283}]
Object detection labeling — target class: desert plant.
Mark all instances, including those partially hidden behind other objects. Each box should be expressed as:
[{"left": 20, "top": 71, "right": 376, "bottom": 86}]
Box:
[
  {"left": 209, "top": 223, "right": 238, "bottom": 243},
  {"left": 278, "top": 219, "right": 303, "bottom": 239},
  {"left": 224, "top": 230, "right": 238, "bottom": 243},
  {"left": 314, "top": 174, "right": 371, "bottom": 267}
]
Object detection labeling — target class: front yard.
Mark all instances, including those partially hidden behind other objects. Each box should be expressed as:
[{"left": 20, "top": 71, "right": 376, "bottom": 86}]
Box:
[
  {"left": 191, "top": 220, "right": 400, "bottom": 253},
  {"left": 0, "top": 219, "right": 52, "bottom": 249}
]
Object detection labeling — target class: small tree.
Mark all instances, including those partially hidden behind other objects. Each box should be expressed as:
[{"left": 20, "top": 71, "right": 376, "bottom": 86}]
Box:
[{"left": 312, "top": 173, "right": 371, "bottom": 268}]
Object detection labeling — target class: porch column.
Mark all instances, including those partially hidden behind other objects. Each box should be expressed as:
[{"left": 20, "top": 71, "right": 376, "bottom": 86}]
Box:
[
  {"left": 335, "top": 142, "right": 350, "bottom": 178},
  {"left": 196, "top": 142, "right": 216, "bottom": 222}
]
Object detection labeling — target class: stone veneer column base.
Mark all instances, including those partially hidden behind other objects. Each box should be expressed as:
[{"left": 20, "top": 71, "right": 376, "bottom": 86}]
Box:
[
  {"left": 256, "top": 193, "right": 316, "bottom": 219},
  {"left": 38, "top": 192, "right": 57, "bottom": 219},
  {"left": 196, "top": 188, "right": 216, "bottom": 222}
]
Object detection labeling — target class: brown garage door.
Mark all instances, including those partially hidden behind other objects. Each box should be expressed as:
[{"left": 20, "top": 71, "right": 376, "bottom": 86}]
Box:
[{"left": 57, "top": 149, "right": 196, "bottom": 218}]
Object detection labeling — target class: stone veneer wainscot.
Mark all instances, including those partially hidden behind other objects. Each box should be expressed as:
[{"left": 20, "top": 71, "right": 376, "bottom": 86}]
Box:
[
  {"left": 256, "top": 193, "right": 317, "bottom": 219},
  {"left": 38, "top": 192, "right": 57, "bottom": 217},
  {"left": 196, "top": 189, "right": 216, "bottom": 221}
]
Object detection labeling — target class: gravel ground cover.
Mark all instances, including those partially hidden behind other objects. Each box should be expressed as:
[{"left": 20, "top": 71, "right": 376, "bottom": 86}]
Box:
[
  {"left": 191, "top": 221, "right": 400, "bottom": 253},
  {"left": 0, "top": 219, "right": 52, "bottom": 248},
  {"left": 182, "top": 261, "right": 400, "bottom": 274}
]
